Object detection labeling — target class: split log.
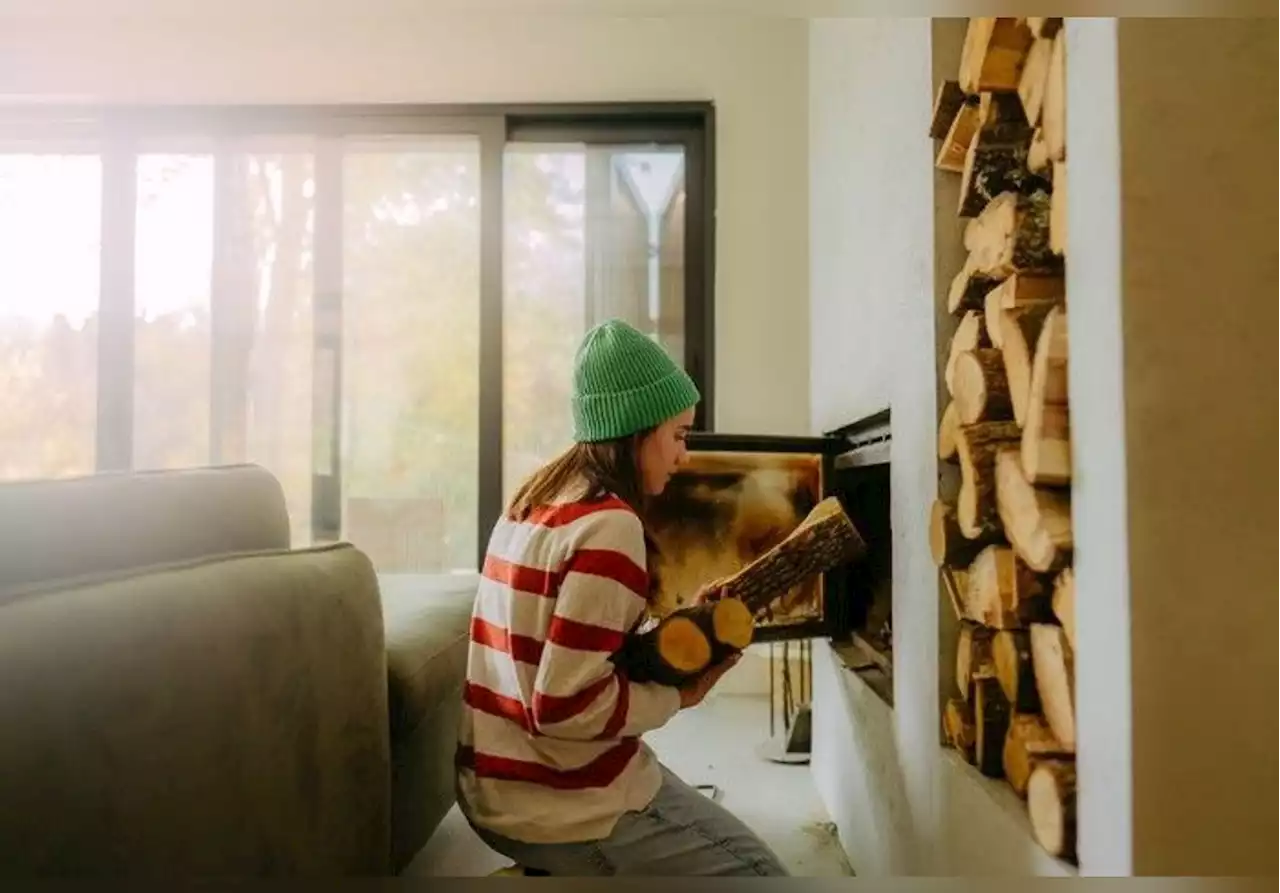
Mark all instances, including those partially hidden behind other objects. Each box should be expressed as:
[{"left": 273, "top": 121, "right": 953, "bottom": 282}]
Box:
[
  {"left": 1043, "top": 33, "right": 1067, "bottom": 161},
  {"left": 939, "top": 400, "right": 960, "bottom": 462},
  {"left": 1050, "top": 161, "right": 1067, "bottom": 255},
  {"left": 1030, "top": 622, "right": 1076, "bottom": 750},
  {"left": 936, "top": 100, "right": 980, "bottom": 173},
  {"left": 966, "top": 543, "right": 1055, "bottom": 629},
  {"left": 944, "top": 310, "right": 987, "bottom": 392},
  {"left": 1028, "top": 760, "right": 1077, "bottom": 864},
  {"left": 956, "top": 621, "right": 994, "bottom": 700},
  {"left": 1017, "top": 37, "right": 1054, "bottom": 127},
  {"left": 1027, "top": 126, "right": 1051, "bottom": 175},
  {"left": 959, "top": 18, "right": 1035, "bottom": 95},
  {"left": 995, "top": 448, "right": 1072, "bottom": 572},
  {"left": 712, "top": 496, "right": 866, "bottom": 616},
  {"left": 953, "top": 348, "right": 1013, "bottom": 424},
  {"left": 1021, "top": 306, "right": 1071, "bottom": 485},
  {"left": 615, "top": 597, "right": 756, "bottom": 686},
  {"left": 947, "top": 259, "right": 1001, "bottom": 316},
  {"left": 929, "top": 499, "right": 995, "bottom": 568},
  {"left": 982, "top": 273, "right": 1062, "bottom": 349},
  {"left": 942, "top": 566, "right": 968, "bottom": 621},
  {"left": 957, "top": 92, "right": 1034, "bottom": 218},
  {"left": 964, "top": 189, "right": 1059, "bottom": 280},
  {"left": 974, "top": 675, "right": 1011, "bottom": 778},
  {"left": 956, "top": 421, "right": 1021, "bottom": 540},
  {"left": 1053, "top": 568, "right": 1075, "bottom": 651},
  {"left": 930, "top": 79, "right": 969, "bottom": 139},
  {"left": 943, "top": 697, "right": 977, "bottom": 761},
  {"left": 1003, "top": 714, "right": 1072, "bottom": 797},
  {"left": 1027, "top": 17, "right": 1063, "bottom": 39},
  {"left": 999, "top": 301, "right": 1057, "bottom": 427},
  {"left": 993, "top": 629, "right": 1041, "bottom": 712}
]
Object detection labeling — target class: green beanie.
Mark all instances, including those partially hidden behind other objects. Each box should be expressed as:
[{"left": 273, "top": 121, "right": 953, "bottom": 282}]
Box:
[{"left": 571, "top": 319, "right": 701, "bottom": 442}]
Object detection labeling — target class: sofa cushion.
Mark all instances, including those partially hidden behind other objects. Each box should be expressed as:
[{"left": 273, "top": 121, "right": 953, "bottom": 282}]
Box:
[{"left": 380, "top": 575, "right": 475, "bottom": 737}]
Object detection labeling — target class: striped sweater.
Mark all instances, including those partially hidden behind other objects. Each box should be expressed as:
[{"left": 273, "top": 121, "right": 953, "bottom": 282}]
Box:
[{"left": 455, "top": 490, "right": 682, "bottom": 844}]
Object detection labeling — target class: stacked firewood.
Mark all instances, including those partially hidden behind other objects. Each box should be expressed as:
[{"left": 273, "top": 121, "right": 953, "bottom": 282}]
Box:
[{"left": 930, "top": 17, "right": 1077, "bottom": 867}]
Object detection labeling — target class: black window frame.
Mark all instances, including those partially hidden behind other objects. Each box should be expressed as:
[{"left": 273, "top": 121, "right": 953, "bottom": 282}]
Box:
[{"left": 0, "top": 102, "right": 717, "bottom": 568}]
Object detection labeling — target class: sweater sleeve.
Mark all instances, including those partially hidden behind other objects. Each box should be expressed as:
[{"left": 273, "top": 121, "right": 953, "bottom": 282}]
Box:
[{"left": 530, "top": 509, "right": 682, "bottom": 740}]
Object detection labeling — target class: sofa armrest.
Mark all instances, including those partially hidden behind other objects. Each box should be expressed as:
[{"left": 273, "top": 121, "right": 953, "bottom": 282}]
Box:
[{"left": 0, "top": 543, "right": 390, "bottom": 876}]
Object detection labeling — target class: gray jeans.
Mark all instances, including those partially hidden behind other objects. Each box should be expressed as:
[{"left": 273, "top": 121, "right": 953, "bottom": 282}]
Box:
[{"left": 470, "top": 765, "right": 789, "bottom": 876}]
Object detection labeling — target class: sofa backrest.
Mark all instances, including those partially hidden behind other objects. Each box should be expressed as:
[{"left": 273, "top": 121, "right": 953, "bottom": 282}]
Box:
[{"left": 0, "top": 464, "right": 291, "bottom": 601}]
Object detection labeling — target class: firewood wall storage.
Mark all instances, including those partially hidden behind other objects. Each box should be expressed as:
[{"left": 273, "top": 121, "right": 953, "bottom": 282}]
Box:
[{"left": 931, "top": 16, "right": 1079, "bottom": 868}]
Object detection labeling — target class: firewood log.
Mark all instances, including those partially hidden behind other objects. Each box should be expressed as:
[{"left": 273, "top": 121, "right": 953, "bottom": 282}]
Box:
[
  {"left": 1003, "top": 714, "right": 1072, "bottom": 797},
  {"left": 1053, "top": 568, "right": 1075, "bottom": 651},
  {"left": 953, "top": 348, "right": 1013, "bottom": 424},
  {"left": 993, "top": 629, "right": 1041, "bottom": 712},
  {"left": 942, "top": 566, "right": 968, "bottom": 621},
  {"left": 964, "top": 190, "right": 1059, "bottom": 280},
  {"left": 1021, "top": 305, "right": 1071, "bottom": 485},
  {"left": 939, "top": 400, "right": 961, "bottom": 462},
  {"left": 956, "top": 422, "right": 1021, "bottom": 540},
  {"left": 1030, "top": 622, "right": 1075, "bottom": 749},
  {"left": 1027, "top": 126, "right": 1051, "bottom": 175},
  {"left": 956, "top": 621, "right": 994, "bottom": 701},
  {"left": 958, "top": 18, "right": 1034, "bottom": 95},
  {"left": 1050, "top": 161, "right": 1067, "bottom": 255},
  {"left": 974, "top": 675, "right": 1011, "bottom": 778},
  {"left": 930, "top": 79, "right": 969, "bottom": 139},
  {"left": 1028, "top": 759, "right": 1078, "bottom": 864},
  {"left": 930, "top": 499, "right": 996, "bottom": 568},
  {"left": 965, "top": 544, "right": 1055, "bottom": 629},
  {"left": 615, "top": 597, "right": 756, "bottom": 686},
  {"left": 995, "top": 448, "right": 1072, "bottom": 572},
  {"left": 933, "top": 82, "right": 980, "bottom": 172},
  {"left": 1027, "top": 17, "right": 1062, "bottom": 39},
  {"left": 998, "top": 301, "right": 1057, "bottom": 427},
  {"left": 983, "top": 273, "right": 1062, "bottom": 349},
  {"left": 1017, "top": 37, "right": 1054, "bottom": 127},
  {"left": 711, "top": 496, "right": 866, "bottom": 617},
  {"left": 945, "top": 310, "right": 987, "bottom": 392},
  {"left": 957, "top": 93, "right": 1035, "bottom": 218},
  {"left": 947, "top": 258, "right": 1001, "bottom": 316},
  {"left": 1043, "top": 33, "right": 1067, "bottom": 161},
  {"left": 943, "top": 697, "right": 977, "bottom": 761}
]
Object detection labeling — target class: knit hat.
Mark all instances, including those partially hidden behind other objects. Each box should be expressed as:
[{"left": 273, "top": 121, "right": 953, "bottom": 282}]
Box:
[{"left": 571, "top": 319, "right": 701, "bottom": 442}]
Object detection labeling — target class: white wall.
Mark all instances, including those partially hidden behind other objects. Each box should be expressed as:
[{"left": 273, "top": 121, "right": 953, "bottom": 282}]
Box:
[{"left": 0, "top": 10, "right": 810, "bottom": 437}]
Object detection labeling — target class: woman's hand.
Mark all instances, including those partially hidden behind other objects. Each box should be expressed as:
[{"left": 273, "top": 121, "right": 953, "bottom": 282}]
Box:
[{"left": 677, "top": 652, "right": 742, "bottom": 709}]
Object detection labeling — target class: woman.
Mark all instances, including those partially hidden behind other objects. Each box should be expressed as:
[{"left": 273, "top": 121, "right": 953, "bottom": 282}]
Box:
[{"left": 456, "top": 319, "right": 789, "bottom": 877}]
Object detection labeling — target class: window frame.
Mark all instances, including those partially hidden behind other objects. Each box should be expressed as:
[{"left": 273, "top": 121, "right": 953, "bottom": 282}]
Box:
[{"left": 0, "top": 102, "right": 716, "bottom": 568}]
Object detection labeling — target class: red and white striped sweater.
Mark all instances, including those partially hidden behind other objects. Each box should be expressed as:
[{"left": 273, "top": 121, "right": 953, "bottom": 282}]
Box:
[{"left": 455, "top": 489, "right": 682, "bottom": 844}]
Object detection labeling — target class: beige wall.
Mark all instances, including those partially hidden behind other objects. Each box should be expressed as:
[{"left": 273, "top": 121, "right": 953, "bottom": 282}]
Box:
[{"left": 0, "top": 11, "right": 810, "bottom": 436}]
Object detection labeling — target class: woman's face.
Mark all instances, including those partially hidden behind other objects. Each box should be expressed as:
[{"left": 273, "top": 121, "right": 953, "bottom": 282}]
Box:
[{"left": 637, "top": 407, "right": 697, "bottom": 496}]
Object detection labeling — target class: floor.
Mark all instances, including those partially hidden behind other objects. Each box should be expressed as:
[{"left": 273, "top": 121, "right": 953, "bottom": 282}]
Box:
[{"left": 403, "top": 692, "right": 854, "bottom": 877}]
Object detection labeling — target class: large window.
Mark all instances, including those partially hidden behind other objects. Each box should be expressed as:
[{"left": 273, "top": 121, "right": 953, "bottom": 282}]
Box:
[{"left": 0, "top": 105, "right": 714, "bottom": 576}]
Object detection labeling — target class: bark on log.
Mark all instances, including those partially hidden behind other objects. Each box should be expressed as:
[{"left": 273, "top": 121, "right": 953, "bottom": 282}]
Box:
[
  {"left": 947, "top": 260, "right": 1001, "bottom": 316},
  {"left": 966, "top": 543, "right": 1055, "bottom": 629},
  {"left": 974, "top": 675, "right": 1011, "bottom": 778},
  {"left": 956, "top": 422, "right": 1022, "bottom": 540},
  {"left": 994, "top": 629, "right": 1041, "bottom": 712},
  {"left": 1050, "top": 161, "right": 1067, "bottom": 255},
  {"left": 939, "top": 400, "right": 961, "bottom": 462},
  {"left": 1017, "top": 37, "right": 1054, "bottom": 127},
  {"left": 953, "top": 348, "right": 1013, "bottom": 424},
  {"left": 1028, "top": 759, "right": 1078, "bottom": 864},
  {"left": 1027, "top": 17, "right": 1063, "bottom": 38},
  {"left": 956, "top": 621, "right": 995, "bottom": 701},
  {"left": 1003, "top": 714, "right": 1072, "bottom": 797},
  {"left": 999, "top": 300, "right": 1058, "bottom": 427},
  {"left": 1053, "top": 568, "right": 1075, "bottom": 651},
  {"left": 957, "top": 93, "right": 1035, "bottom": 218},
  {"left": 615, "top": 597, "right": 756, "bottom": 686},
  {"left": 945, "top": 310, "right": 987, "bottom": 393},
  {"left": 930, "top": 499, "right": 995, "bottom": 568},
  {"left": 959, "top": 18, "right": 1035, "bottom": 94},
  {"left": 944, "top": 697, "right": 977, "bottom": 761},
  {"left": 713, "top": 496, "right": 866, "bottom": 617},
  {"left": 930, "top": 79, "right": 969, "bottom": 139},
  {"left": 1043, "top": 33, "right": 1067, "bottom": 161},
  {"left": 983, "top": 273, "right": 1062, "bottom": 349},
  {"left": 995, "top": 448, "right": 1073, "bottom": 572},
  {"left": 1030, "top": 622, "right": 1076, "bottom": 750},
  {"left": 964, "top": 189, "right": 1060, "bottom": 280},
  {"left": 1022, "top": 305, "right": 1072, "bottom": 485}
]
